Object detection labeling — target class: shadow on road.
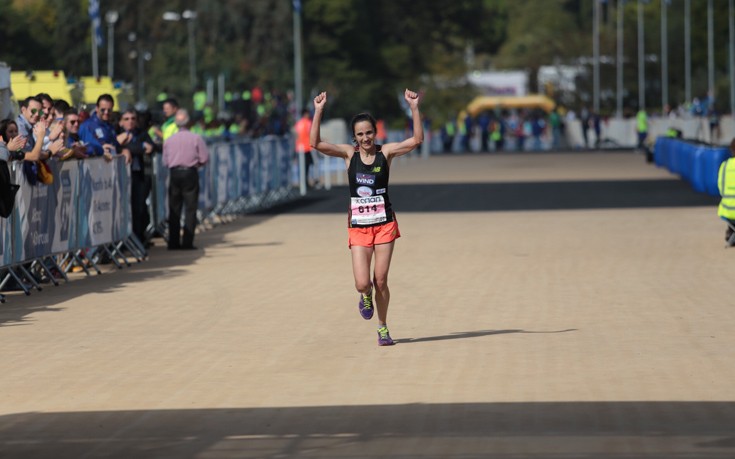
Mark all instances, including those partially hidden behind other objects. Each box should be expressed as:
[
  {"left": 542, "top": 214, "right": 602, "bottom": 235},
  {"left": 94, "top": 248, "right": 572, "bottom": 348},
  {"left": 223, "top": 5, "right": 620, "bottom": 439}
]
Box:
[
  {"left": 0, "top": 215, "right": 277, "bottom": 326},
  {"left": 0, "top": 402, "right": 733, "bottom": 458},
  {"left": 260, "top": 179, "right": 718, "bottom": 215},
  {"left": 395, "top": 328, "right": 578, "bottom": 344}
]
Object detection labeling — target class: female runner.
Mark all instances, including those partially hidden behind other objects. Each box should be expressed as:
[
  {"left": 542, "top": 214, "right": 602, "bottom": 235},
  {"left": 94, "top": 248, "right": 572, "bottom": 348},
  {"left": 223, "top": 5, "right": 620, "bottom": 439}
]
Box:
[{"left": 310, "top": 89, "right": 423, "bottom": 346}]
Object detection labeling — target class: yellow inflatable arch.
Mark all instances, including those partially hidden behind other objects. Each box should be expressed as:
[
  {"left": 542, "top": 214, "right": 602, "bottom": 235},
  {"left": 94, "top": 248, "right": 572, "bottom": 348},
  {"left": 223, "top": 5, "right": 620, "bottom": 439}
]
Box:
[{"left": 466, "top": 94, "right": 556, "bottom": 117}]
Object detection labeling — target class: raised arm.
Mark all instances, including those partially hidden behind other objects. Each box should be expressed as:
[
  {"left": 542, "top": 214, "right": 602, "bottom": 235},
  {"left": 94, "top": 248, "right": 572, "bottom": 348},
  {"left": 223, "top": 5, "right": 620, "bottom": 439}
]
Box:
[
  {"left": 383, "top": 89, "right": 424, "bottom": 160},
  {"left": 23, "top": 122, "right": 50, "bottom": 161},
  {"left": 310, "top": 92, "right": 351, "bottom": 159}
]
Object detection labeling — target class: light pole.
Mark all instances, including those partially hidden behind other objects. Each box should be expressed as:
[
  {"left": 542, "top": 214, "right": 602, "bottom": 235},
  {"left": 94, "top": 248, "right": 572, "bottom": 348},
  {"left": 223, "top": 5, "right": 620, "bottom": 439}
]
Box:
[
  {"left": 638, "top": 0, "right": 646, "bottom": 111},
  {"left": 685, "top": 0, "right": 691, "bottom": 103},
  {"left": 140, "top": 51, "right": 152, "bottom": 104},
  {"left": 617, "top": 0, "right": 624, "bottom": 118},
  {"left": 293, "top": 0, "right": 304, "bottom": 116},
  {"left": 183, "top": 10, "right": 197, "bottom": 89},
  {"left": 163, "top": 10, "right": 198, "bottom": 89},
  {"left": 593, "top": 0, "right": 600, "bottom": 113},
  {"left": 730, "top": 0, "right": 735, "bottom": 114},
  {"left": 89, "top": 0, "right": 101, "bottom": 78},
  {"left": 105, "top": 10, "right": 118, "bottom": 79},
  {"left": 708, "top": 0, "right": 715, "bottom": 100},
  {"left": 661, "top": 0, "right": 668, "bottom": 113}
]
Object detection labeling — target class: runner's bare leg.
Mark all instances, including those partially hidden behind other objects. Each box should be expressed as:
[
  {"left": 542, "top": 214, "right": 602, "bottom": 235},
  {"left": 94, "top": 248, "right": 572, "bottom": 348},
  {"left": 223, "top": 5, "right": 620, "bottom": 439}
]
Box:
[
  {"left": 351, "top": 246, "right": 374, "bottom": 295},
  {"left": 372, "top": 241, "right": 395, "bottom": 325}
]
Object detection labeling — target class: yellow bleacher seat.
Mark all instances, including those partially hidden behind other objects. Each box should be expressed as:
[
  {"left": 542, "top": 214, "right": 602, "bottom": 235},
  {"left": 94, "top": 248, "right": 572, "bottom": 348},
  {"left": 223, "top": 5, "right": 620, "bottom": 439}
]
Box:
[
  {"left": 81, "top": 76, "right": 120, "bottom": 108},
  {"left": 10, "top": 70, "right": 74, "bottom": 104}
]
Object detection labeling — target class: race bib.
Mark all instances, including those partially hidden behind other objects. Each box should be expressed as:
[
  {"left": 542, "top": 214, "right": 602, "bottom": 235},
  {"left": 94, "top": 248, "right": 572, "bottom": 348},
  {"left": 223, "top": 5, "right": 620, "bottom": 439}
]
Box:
[{"left": 350, "top": 196, "right": 386, "bottom": 225}]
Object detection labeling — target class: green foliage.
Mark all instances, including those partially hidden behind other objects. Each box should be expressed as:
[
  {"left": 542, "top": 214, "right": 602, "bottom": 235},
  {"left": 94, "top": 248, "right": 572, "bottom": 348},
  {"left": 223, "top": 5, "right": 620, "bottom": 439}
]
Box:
[
  {"left": 2, "top": 0, "right": 734, "bottom": 119},
  {"left": 0, "top": 0, "right": 52, "bottom": 70},
  {"left": 495, "top": 0, "right": 583, "bottom": 69}
]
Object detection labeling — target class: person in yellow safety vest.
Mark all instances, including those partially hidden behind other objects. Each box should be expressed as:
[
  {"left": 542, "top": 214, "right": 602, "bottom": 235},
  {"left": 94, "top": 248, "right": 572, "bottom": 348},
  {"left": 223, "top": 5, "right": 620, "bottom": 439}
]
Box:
[
  {"left": 203, "top": 105, "right": 214, "bottom": 124},
  {"left": 457, "top": 111, "right": 469, "bottom": 152},
  {"left": 204, "top": 121, "right": 226, "bottom": 138},
  {"left": 442, "top": 119, "right": 455, "bottom": 153},
  {"left": 190, "top": 119, "right": 205, "bottom": 136},
  {"left": 490, "top": 118, "right": 503, "bottom": 151},
  {"left": 636, "top": 108, "right": 648, "bottom": 150},
  {"left": 228, "top": 121, "right": 240, "bottom": 137},
  {"left": 192, "top": 88, "right": 206, "bottom": 118},
  {"left": 161, "top": 98, "right": 180, "bottom": 141},
  {"left": 224, "top": 91, "right": 233, "bottom": 110},
  {"left": 718, "top": 138, "right": 735, "bottom": 245},
  {"left": 156, "top": 89, "right": 168, "bottom": 103}
]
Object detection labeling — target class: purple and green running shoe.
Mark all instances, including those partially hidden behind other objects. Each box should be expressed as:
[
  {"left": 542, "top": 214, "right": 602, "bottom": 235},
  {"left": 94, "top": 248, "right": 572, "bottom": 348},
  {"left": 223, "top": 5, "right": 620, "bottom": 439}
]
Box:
[
  {"left": 377, "top": 326, "right": 395, "bottom": 346},
  {"left": 358, "top": 290, "right": 374, "bottom": 320}
]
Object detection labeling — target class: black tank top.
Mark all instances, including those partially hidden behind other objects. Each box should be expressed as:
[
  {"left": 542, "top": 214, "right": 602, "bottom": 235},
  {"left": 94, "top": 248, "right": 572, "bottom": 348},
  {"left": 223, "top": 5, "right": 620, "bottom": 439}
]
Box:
[{"left": 347, "top": 146, "right": 394, "bottom": 228}]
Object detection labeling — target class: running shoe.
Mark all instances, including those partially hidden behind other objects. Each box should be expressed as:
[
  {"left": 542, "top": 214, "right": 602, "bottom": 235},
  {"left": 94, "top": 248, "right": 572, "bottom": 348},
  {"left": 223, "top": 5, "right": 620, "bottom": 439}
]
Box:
[
  {"left": 377, "top": 326, "right": 395, "bottom": 346},
  {"left": 358, "top": 290, "right": 374, "bottom": 320}
]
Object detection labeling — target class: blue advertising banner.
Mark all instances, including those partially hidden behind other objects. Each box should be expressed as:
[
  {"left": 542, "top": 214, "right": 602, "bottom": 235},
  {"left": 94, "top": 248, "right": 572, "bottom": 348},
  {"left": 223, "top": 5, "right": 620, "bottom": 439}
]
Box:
[
  {"left": 215, "top": 143, "right": 229, "bottom": 206},
  {"left": 260, "top": 142, "right": 271, "bottom": 194},
  {"left": 14, "top": 164, "right": 56, "bottom": 261},
  {"left": 238, "top": 142, "right": 252, "bottom": 198},
  {"left": 279, "top": 137, "right": 291, "bottom": 188},
  {"left": 0, "top": 205, "right": 8, "bottom": 266},
  {"left": 228, "top": 144, "right": 239, "bottom": 201},
  {"left": 51, "top": 161, "right": 79, "bottom": 254},
  {"left": 112, "top": 157, "right": 132, "bottom": 241},
  {"left": 81, "top": 159, "right": 116, "bottom": 247},
  {"left": 2, "top": 137, "right": 298, "bottom": 271},
  {"left": 197, "top": 167, "right": 209, "bottom": 214},
  {"left": 249, "top": 142, "right": 261, "bottom": 196},
  {"left": 152, "top": 155, "right": 168, "bottom": 228},
  {"left": 1, "top": 156, "right": 135, "bottom": 270}
]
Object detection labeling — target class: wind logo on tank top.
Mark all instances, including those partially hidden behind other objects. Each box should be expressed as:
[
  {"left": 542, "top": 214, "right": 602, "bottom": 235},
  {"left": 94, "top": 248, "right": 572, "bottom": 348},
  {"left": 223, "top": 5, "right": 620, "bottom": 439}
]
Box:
[{"left": 356, "top": 173, "right": 375, "bottom": 185}]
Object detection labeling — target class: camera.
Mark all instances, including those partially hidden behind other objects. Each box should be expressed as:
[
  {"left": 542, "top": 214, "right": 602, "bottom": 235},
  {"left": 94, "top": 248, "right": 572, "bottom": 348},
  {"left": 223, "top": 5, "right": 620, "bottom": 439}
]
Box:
[{"left": 9, "top": 150, "right": 25, "bottom": 161}]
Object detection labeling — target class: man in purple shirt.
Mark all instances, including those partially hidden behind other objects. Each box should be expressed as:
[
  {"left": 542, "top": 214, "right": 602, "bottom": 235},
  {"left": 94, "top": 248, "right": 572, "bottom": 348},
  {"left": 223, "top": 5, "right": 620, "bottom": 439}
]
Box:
[{"left": 162, "top": 108, "right": 210, "bottom": 250}]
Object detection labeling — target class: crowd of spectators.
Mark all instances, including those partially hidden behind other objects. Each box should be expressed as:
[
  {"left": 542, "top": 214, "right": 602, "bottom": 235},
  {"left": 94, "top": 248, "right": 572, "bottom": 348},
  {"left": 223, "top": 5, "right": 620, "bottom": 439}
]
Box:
[
  {"left": 439, "top": 93, "right": 727, "bottom": 154},
  {"left": 155, "top": 85, "right": 294, "bottom": 142},
  {"left": 0, "top": 93, "right": 164, "bottom": 247},
  {"left": 0, "top": 86, "right": 296, "bottom": 246},
  {"left": 440, "top": 108, "right": 568, "bottom": 153}
]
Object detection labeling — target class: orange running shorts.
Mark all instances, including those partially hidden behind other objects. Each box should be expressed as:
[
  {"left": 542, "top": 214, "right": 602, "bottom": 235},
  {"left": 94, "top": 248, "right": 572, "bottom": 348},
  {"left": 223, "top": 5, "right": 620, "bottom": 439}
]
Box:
[{"left": 348, "top": 220, "right": 401, "bottom": 248}]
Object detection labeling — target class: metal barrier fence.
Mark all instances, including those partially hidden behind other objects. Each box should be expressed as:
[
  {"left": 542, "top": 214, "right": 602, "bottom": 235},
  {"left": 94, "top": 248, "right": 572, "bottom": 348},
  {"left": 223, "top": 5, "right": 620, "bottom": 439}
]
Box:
[
  {"left": 1, "top": 135, "right": 299, "bottom": 303},
  {"left": 653, "top": 137, "right": 730, "bottom": 196},
  {"left": 0, "top": 156, "right": 143, "bottom": 302},
  {"left": 148, "top": 135, "right": 296, "bottom": 235}
]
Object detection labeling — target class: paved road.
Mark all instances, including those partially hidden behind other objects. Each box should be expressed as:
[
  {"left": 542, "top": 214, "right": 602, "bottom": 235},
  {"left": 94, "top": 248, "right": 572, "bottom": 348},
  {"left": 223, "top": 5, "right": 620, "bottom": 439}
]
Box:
[{"left": 1, "top": 152, "right": 733, "bottom": 458}]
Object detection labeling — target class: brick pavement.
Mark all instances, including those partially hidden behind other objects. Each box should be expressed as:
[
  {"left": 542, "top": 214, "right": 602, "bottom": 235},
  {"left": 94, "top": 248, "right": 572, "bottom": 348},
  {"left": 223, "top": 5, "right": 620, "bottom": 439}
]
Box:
[{"left": 0, "top": 152, "right": 733, "bottom": 458}]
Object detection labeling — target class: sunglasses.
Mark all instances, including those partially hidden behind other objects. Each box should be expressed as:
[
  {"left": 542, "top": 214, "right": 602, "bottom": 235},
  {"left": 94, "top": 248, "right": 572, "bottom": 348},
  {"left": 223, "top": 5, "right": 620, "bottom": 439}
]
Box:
[
  {"left": 30, "top": 108, "right": 45, "bottom": 116},
  {"left": 99, "top": 108, "right": 111, "bottom": 113},
  {"left": 68, "top": 120, "right": 79, "bottom": 125}
]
